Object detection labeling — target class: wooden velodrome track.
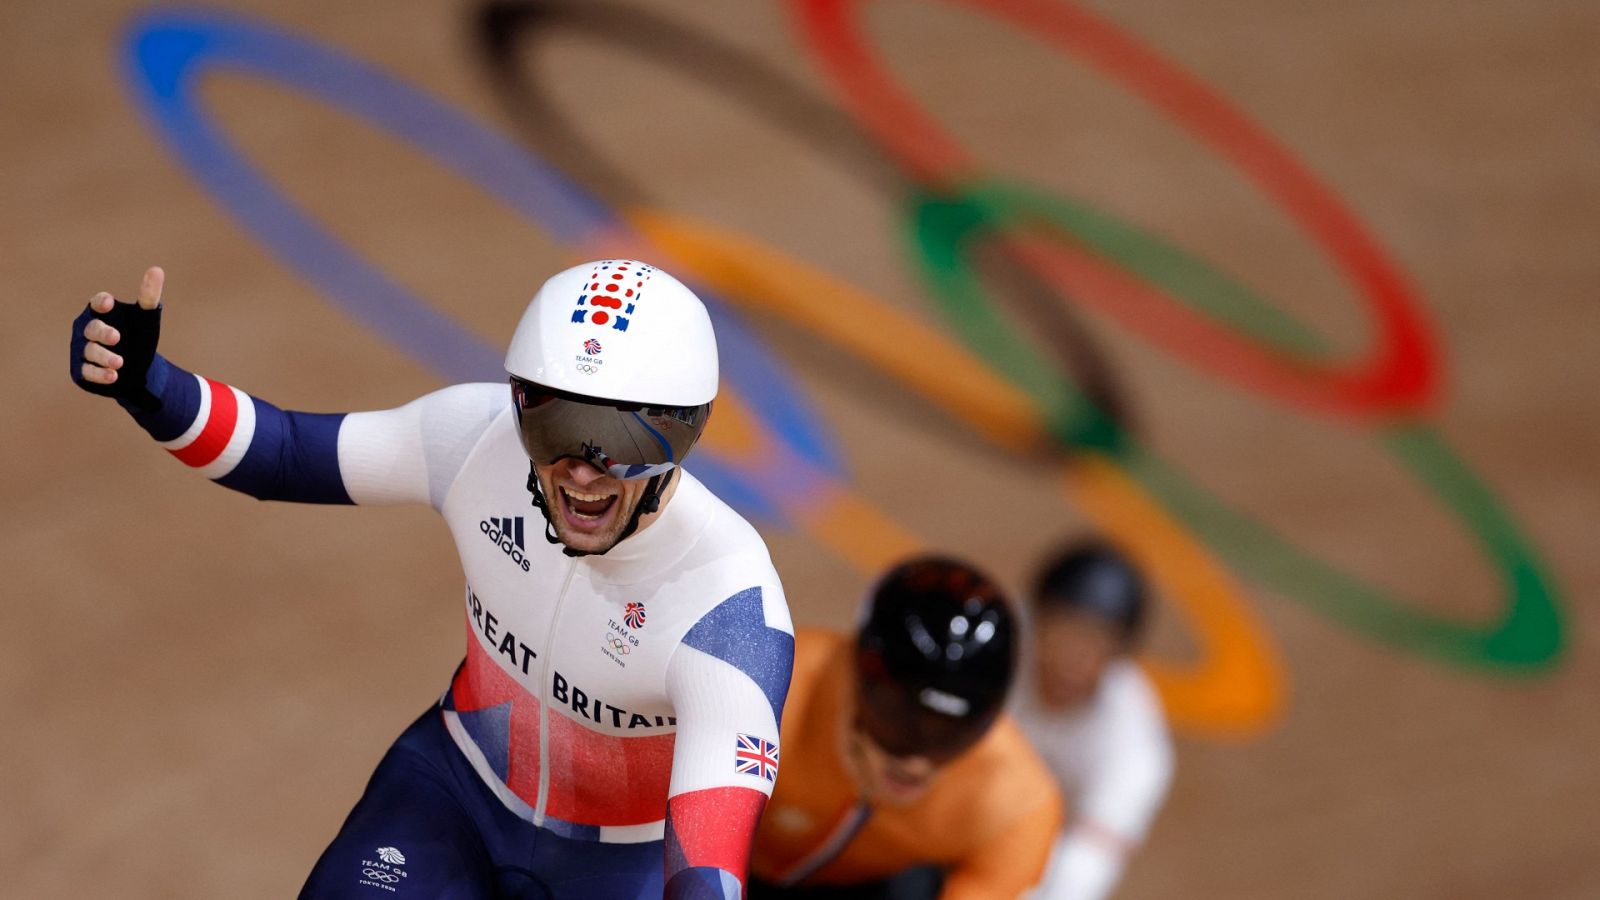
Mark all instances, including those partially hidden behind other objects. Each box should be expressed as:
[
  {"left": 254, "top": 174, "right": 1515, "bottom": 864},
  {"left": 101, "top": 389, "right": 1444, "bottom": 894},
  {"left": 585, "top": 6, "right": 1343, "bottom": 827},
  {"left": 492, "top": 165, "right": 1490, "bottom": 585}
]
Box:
[{"left": 4, "top": 0, "right": 1596, "bottom": 896}]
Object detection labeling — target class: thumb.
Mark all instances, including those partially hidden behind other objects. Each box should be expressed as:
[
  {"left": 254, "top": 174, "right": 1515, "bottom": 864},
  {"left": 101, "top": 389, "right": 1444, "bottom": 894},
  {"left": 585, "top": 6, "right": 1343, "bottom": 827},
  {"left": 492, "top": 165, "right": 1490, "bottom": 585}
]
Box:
[{"left": 138, "top": 266, "right": 165, "bottom": 310}]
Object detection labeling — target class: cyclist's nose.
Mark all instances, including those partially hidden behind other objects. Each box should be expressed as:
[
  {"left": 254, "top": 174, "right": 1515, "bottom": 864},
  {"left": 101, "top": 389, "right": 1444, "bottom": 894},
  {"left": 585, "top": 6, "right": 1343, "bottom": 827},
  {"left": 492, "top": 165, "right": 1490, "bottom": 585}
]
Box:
[{"left": 561, "top": 457, "right": 613, "bottom": 489}]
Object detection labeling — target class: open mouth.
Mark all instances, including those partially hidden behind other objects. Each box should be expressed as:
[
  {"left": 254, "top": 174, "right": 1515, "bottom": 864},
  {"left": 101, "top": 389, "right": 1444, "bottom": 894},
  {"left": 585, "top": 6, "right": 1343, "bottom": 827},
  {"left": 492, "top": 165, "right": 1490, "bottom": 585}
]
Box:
[{"left": 558, "top": 486, "right": 619, "bottom": 531}]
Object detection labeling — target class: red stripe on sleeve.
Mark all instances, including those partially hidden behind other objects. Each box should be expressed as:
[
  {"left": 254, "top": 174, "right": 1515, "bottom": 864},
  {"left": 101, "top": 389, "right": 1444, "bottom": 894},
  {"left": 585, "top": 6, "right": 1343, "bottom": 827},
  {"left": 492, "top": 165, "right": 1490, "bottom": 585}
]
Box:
[
  {"left": 169, "top": 378, "right": 239, "bottom": 468},
  {"left": 666, "top": 786, "right": 768, "bottom": 881}
]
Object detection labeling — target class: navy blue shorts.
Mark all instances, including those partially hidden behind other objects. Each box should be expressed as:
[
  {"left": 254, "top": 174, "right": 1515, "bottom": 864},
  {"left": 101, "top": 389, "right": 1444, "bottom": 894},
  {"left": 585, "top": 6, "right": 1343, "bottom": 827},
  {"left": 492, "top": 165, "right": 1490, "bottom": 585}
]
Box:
[
  {"left": 299, "top": 707, "right": 664, "bottom": 899},
  {"left": 748, "top": 868, "right": 943, "bottom": 900}
]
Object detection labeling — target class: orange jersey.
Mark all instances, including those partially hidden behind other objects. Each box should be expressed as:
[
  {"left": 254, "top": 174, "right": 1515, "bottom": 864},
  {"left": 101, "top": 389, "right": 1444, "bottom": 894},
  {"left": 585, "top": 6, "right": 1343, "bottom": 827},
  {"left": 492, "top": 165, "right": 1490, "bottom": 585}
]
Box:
[{"left": 753, "top": 629, "right": 1063, "bottom": 899}]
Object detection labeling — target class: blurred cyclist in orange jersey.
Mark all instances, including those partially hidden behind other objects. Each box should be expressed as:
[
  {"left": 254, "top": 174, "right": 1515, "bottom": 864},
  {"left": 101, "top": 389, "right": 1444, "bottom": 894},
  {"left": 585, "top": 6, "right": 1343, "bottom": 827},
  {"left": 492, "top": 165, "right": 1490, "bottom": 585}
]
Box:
[{"left": 750, "top": 557, "right": 1063, "bottom": 900}]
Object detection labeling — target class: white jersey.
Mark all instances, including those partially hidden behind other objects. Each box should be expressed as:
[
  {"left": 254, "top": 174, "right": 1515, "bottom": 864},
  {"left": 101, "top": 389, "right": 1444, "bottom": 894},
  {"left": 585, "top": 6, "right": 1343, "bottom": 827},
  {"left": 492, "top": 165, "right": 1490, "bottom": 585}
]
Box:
[
  {"left": 1012, "top": 659, "right": 1174, "bottom": 900},
  {"left": 332, "top": 382, "right": 795, "bottom": 841}
]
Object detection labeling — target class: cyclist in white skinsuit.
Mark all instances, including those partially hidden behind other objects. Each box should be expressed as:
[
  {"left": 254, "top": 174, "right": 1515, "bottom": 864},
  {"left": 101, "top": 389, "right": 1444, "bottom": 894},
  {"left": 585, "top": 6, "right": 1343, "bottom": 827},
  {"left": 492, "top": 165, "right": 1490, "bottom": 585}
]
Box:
[
  {"left": 70, "top": 261, "right": 795, "bottom": 899},
  {"left": 1012, "top": 542, "right": 1174, "bottom": 900}
]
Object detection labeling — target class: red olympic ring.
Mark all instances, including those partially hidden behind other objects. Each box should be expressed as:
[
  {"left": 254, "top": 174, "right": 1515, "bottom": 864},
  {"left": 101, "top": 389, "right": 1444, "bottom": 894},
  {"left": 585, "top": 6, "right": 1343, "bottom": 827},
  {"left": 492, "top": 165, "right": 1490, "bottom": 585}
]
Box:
[{"left": 791, "top": 0, "right": 1441, "bottom": 420}]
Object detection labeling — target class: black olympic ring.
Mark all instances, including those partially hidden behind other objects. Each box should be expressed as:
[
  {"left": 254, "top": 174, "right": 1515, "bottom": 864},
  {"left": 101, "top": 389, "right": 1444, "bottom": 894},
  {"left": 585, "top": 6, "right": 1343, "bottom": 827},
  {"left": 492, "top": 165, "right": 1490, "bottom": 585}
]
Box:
[
  {"left": 606, "top": 633, "right": 631, "bottom": 654},
  {"left": 363, "top": 869, "right": 401, "bottom": 883},
  {"left": 471, "top": 0, "right": 1133, "bottom": 453},
  {"left": 475, "top": 0, "right": 900, "bottom": 198}
]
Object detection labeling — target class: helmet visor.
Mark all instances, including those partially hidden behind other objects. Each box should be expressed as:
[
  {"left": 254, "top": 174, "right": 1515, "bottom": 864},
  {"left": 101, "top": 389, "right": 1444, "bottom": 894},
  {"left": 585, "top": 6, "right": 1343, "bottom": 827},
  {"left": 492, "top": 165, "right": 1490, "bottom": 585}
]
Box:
[{"left": 511, "top": 378, "right": 711, "bottom": 481}]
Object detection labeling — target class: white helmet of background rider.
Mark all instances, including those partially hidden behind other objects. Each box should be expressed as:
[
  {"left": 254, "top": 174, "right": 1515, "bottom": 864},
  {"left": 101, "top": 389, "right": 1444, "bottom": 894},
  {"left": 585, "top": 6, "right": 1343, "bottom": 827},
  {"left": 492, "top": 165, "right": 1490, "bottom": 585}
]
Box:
[{"left": 504, "top": 260, "right": 718, "bottom": 546}]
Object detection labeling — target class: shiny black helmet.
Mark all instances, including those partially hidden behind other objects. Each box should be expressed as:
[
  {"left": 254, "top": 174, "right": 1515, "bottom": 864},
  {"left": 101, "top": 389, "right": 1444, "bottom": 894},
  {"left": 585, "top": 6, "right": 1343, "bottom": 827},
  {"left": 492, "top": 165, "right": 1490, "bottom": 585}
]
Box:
[
  {"left": 1032, "top": 540, "right": 1148, "bottom": 645},
  {"left": 855, "top": 556, "right": 1017, "bottom": 761}
]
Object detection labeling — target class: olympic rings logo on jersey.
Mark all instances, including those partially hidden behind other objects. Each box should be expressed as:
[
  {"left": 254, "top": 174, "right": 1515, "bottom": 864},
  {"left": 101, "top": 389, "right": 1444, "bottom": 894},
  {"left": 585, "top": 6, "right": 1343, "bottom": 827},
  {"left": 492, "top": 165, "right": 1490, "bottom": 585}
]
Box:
[
  {"left": 575, "top": 362, "right": 599, "bottom": 374},
  {"left": 605, "top": 634, "right": 631, "bottom": 655},
  {"left": 362, "top": 869, "right": 401, "bottom": 883}
]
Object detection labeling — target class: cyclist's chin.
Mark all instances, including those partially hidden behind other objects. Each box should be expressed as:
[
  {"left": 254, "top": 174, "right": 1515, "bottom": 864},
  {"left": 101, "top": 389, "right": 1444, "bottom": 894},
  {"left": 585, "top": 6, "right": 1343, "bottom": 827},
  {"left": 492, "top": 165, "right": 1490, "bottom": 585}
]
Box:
[
  {"left": 871, "top": 764, "right": 936, "bottom": 806},
  {"left": 558, "top": 530, "right": 623, "bottom": 555}
]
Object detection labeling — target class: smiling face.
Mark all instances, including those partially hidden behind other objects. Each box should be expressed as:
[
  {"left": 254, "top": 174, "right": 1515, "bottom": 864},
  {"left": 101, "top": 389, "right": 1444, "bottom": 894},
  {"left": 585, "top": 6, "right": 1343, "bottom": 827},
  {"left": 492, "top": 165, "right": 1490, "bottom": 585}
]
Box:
[{"left": 533, "top": 457, "right": 670, "bottom": 555}]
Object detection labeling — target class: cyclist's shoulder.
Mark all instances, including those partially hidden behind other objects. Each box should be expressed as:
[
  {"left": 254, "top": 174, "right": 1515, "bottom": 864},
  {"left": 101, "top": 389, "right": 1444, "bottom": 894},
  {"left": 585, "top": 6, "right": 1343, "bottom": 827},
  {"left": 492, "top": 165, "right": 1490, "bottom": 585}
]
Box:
[
  {"left": 936, "top": 714, "right": 1062, "bottom": 822},
  {"left": 1100, "top": 659, "right": 1163, "bottom": 713},
  {"left": 670, "top": 470, "right": 785, "bottom": 587},
  {"left": 415, "top": 381, "right": 512, "bottom": 423}
]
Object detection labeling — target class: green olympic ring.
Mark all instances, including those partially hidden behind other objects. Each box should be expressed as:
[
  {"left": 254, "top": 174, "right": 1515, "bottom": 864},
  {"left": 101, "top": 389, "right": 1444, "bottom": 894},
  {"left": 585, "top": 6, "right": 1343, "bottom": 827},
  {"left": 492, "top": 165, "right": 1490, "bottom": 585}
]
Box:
[{"left": 907, "top": 181, "right": 1565, "bottom": 670}]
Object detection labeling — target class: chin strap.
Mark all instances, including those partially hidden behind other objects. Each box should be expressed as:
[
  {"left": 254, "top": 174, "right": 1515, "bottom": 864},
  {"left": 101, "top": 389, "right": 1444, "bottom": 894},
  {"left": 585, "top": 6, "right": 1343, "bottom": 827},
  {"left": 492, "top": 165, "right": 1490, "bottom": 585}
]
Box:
[
  {"left": 526, "top": 462, "right": 674, "bottom": 558},
  {"left": 617, "top": 469, "right": 672, "bottom": 544},
  {"left": 526, "top": 462, "right": 574, "bottom": 554}
]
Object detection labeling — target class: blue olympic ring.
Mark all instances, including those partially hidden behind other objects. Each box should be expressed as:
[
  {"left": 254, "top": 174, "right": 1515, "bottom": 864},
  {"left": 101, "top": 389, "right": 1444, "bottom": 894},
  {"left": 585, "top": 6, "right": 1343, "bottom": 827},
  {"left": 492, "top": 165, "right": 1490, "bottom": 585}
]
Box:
[{"left": 121, "top": 9, "right": 844, "bottom": 521}]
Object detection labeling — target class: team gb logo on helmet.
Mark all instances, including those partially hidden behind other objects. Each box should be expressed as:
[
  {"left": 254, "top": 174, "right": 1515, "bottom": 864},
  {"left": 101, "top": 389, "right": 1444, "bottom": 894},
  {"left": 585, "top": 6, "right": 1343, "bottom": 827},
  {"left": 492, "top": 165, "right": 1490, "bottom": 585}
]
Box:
[{"left": 572, "top": 259, "right": 652, "bottom": 332}]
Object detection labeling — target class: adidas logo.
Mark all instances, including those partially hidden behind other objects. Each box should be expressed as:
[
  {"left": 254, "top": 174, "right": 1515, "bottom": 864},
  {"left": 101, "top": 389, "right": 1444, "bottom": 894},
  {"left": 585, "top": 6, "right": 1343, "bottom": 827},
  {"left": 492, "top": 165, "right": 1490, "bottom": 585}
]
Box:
[{"left": 480, "top": 516, "right": 532, "bottom": 572}]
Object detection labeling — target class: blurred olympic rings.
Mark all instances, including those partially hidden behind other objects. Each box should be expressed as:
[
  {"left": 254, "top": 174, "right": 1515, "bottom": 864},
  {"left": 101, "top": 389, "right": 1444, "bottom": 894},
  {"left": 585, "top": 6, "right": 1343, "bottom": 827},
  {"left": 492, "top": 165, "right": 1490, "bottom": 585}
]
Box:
[
  {"left": 124, "top": 7, "right": 1278, "bottom": 732},
  {"left": 792, "top": 0, "right": 1440, "bottom": 421},
  {"left": 363, "top": 869, "right": 400, "bottom": 883},
  {"left": 472, "top": 0, "right": 1279, "bottom": 728},
  {"left": 473, "top": 0, "right": 1560, "bottom": 668},
  {"left": 907, "top": 182, "right": 1562, "bottom": 668},
  {"left": 119, "top": 3, "right": 1564, "bottom": 746},
  {"left": 606, "top": 634, "right": 631, "bottom": 655},
  {"left": 474, "top": 0, "right": 1134, "bottom": 443}
]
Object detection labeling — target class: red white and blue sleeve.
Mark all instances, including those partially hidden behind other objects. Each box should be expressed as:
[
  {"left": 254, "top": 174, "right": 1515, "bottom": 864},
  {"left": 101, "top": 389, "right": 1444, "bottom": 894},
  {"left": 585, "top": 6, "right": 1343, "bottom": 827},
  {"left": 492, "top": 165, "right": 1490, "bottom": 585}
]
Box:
[
  {"left": 119, "top": 354, "right": 503, "bottom": 508},
  {"left": 663, "top": 581, "right": 796, "bottom": 900}
]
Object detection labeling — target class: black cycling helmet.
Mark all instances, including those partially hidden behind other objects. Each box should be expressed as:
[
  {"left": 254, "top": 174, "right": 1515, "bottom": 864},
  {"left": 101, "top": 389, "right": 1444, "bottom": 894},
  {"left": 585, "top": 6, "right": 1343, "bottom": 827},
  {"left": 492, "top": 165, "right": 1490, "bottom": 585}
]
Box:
[
  {"left": 1032, "top": 540, "right": 1148, "bottom": 646},
  {"left": 855, "top": 556, "right": 1017, "bottom": 761}
]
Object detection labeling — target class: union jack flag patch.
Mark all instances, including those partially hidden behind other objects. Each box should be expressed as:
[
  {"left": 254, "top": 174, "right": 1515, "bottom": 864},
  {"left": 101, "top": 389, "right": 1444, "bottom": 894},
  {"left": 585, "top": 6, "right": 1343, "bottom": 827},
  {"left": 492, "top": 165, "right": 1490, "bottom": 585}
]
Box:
[{"left": 734, "top": 733, "right": 779, "bottom": 782}]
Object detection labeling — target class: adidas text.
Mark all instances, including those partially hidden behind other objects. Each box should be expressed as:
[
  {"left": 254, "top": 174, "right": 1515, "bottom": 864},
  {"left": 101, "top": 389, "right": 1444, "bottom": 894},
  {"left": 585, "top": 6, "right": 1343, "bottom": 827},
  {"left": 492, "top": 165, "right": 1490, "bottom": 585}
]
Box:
[{"left": 480, "top": 516, "right": 532, "bottom": 572}]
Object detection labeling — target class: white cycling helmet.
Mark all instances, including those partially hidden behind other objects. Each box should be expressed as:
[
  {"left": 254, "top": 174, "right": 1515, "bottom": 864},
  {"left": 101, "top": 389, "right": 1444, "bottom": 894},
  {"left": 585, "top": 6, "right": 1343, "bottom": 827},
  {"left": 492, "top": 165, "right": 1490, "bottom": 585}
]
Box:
[
  {"left": 505, "top": 259, "right": 718, "bottom": 406},
  {"left": 505, "top": 260, "right": 719, "bottom": 554}
]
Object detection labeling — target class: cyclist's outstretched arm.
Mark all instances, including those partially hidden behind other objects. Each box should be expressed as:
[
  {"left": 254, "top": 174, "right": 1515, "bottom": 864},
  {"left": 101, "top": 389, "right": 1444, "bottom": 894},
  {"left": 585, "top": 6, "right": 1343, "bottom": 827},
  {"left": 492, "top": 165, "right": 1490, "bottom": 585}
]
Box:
[
  {"left": 662, "top": 582, "right": 796, "bottom": 899},
  {"left": 71, "top": 266, "right": 501, "bottom": 508}
]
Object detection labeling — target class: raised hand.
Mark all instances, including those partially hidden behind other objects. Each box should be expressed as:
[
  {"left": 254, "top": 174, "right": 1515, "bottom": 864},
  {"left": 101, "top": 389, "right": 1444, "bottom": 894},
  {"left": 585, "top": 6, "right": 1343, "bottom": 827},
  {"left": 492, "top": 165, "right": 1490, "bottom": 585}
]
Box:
[{"left": 71, "top": 266, "right": 166, "bottom": 409}]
